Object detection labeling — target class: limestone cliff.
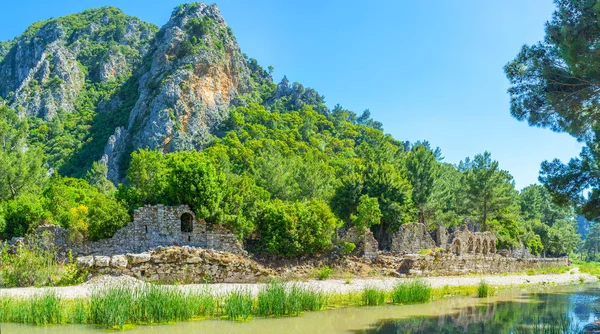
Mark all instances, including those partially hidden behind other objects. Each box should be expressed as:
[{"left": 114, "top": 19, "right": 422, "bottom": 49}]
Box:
[
  {"left": 0, "top": 7, "right": 156, "bottom": 120},
  {"left": 126, "top": 3, "right": 252, "bottom": 153},
  {"left": 0, "top": 3, "right": 323, "bottom": 183}
]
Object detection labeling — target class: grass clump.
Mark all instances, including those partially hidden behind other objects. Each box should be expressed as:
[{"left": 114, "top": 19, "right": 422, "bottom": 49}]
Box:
[
  {"left": 0, "top": 291, "right": 64, "bottom": 325},
  {"left": 316, "top": 266, "right": 333, "bottom": 280},
  {"left": 224, "top": 290, "right": 253, "bottom": 321},
  {"left": 289, "top": 285, "right": 324, "bottom": 312},
  {"left": 361, "top": 287, "right": 386, "bottom": 306},
  {"left": 256, "top": 282, "right": 287, "bottom": 317},
  {"left": 477, "top": 280, "right": 489, "bottom": 298},
  {"left": 256, "top": 282, "right": 325, "bottom": 317},
  {"left": 391, "top": 280, "right": 432, "bottom": 304}
]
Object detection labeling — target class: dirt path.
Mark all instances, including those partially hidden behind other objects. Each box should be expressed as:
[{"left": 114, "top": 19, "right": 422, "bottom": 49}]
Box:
[{"left": 1, "top": 269, "right": 596, "bottom": 299}]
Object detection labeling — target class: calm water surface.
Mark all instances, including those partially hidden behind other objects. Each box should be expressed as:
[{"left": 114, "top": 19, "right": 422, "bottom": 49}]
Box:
[{"left": 2, "top": 284, "right": 599, "bottom": 334}]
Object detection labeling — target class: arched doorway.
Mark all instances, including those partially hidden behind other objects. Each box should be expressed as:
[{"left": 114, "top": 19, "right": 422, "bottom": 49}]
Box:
[{"left": 180, "top": 213, "right": 194, "bottom": 233}]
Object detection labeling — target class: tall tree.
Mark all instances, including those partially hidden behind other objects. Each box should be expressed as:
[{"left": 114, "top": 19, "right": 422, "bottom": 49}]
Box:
[
  {"left": 0, "top": 107, "right": 45, "bottom": 201},
  {"left": 505, "top": 0, "right": 600, "bottom": 219},
  {"left": 463, "top": 152, "right": 518, "bottom": 231},
  {"left": 405, "top": 144, "right": 439, "bottom": 224}
]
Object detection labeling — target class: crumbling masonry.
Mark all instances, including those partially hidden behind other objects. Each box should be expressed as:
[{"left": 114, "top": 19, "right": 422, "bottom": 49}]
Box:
[{"left": 25, "top": 205, "right": 245, "bottom": 256}]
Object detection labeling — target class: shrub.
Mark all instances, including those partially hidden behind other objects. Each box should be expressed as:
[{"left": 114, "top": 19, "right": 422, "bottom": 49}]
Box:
[
  {"left": 477, "top": 280, "right": 489, "bottom": 298},
  {"left": 0, "top": 242, "right": 85, "bottom": 288},
  {"left": 316, "top": 266, "right": 333, "bottom": 280},
  {"left": 341, "top": 242, "right": 356, "bottom": 255},
  {"left": 391, "top": 280, "right": 431, "bottom": 304},
  {"left": 258, "top": 199, "right": 338, "bottom": 257}
]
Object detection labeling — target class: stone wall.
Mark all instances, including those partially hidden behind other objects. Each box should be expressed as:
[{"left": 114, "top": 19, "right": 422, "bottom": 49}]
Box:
[
  {"left": 77, "top": 246, "right": 274, "bottom": 283},
  {"left": 391, "top": 223, "right": 436, "bottom": 254},
  {"left": 22, "top": 205, "right": 246, "bottom": 257},
  {"left": 390, "top": 223, "right": 497, "bottom": 256},
  {"left": 339, "top": 227, "right": 378, "bottom": 260},
  {"left": 392, "top": 253, "right": 568, "bottom": 276},
  {"left": 449, "top": 228, "right": 496, "bottom": 256}
]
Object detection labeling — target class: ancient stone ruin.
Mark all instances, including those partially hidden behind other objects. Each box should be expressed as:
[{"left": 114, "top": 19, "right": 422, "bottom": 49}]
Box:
[
  {"left": 23, "top": 205, "right": 245, "bottom": 257},
  {"left": 339, "top": 227, "right": 378, "bottom": 260},
  {"left": 77, "top": 246, "right": 273, "bottom": 283},
  {"left": 391, "top": 223, "right": 436, "bottom": 254},
  {"left": 390, "top": 222, "right": 496, "bottom": 256},
  {"left": 449, "top": 227, "right": 496, "bottom": 256}
]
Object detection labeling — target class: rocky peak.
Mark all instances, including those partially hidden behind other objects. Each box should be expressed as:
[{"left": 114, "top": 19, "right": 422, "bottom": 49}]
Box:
[
  {"left": 124, "top": 2, "right": 252, "bottom": 154},
  {"left": 0, "top": 7, "right": 156, "bottom": 120}
]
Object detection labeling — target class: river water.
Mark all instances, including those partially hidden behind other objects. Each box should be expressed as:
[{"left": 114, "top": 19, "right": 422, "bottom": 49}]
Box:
[{"left": 3, "top": 284, "right": 599, "bottom": 333}]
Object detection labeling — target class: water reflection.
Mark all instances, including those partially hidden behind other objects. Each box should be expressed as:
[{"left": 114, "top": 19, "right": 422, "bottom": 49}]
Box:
[{"left": 354, "top": 287, "right": 600, "bottom": 334}]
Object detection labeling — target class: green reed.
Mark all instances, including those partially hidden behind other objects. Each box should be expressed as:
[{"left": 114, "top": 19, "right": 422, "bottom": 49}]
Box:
[
  {"left": 477, "top": 280, "right": 489, "bottom": 298},
  {"left": 390, "top": 279, "right": 432, "bottom": 304},
  {"left": 224, "top": 289, "right": 253, "bottom": 321},
  {"left": 361, "top": 287, "right": 386, "bottom": 306}
]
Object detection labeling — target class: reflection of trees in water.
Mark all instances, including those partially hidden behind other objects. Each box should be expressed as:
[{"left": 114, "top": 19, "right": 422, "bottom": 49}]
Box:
[{"left": 351, "top": 291, "right": 595, "bottom": 334}]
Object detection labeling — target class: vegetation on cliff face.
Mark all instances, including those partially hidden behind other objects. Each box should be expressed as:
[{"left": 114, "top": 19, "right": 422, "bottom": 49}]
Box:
[{"left": 0, "top": 3, "right": 582, "bottom": 258}]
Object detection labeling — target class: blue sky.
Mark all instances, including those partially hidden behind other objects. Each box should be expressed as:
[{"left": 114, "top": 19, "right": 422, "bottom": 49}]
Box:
[{"left": 0, "top": 0, "right": 582, "bottom": 189}]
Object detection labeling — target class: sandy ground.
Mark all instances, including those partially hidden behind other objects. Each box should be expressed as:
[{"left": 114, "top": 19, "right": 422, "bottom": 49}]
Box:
[{"left": 1, "top": 268, "right": 597, "bottom": 299}]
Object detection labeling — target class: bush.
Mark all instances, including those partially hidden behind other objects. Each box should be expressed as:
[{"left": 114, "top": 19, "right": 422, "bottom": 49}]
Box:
[
  {"left": 391, "top": 280, "right": 431, "bottom": 304},
  {"left": 1, "top": 194, "right": 45, "bottom": 239},
  {"left": 0, "top": 242, "right": 85, "bottom": 288},
  {"left": 258, "top": 199, "right": 339, "bottom": 256},
  {"left": 342, "top": 242, "right": 356, "bottom": 255},
  {"left": 316, "top": 266, "right": 333, "bottom": 280}
]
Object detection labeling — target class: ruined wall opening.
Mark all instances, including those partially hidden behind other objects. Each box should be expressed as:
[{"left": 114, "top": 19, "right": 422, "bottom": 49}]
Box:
[
  {"left": 181, "top": 213, "right": 194, "bottom": 233},
  {"left": 482, "top": 240, "right": 489, "bottom": 254}
]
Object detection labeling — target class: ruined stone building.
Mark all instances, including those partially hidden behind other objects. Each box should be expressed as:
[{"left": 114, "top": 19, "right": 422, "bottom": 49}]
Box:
[
  {"left": 25, "top": 205, "right": 245, "bottom": 256},
  {"left": 390, "top": 223, "right": 496, "bottom": 256},
  {"left": 340, "top": 222, "right": 498, "bottom": 259}
]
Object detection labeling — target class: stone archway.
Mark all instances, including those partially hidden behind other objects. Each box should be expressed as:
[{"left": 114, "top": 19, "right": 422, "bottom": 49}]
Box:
[
  {"left": 454, "top": 239, "right": 462, "bottom": 255},
  {"left": 490, "top": 240, "right": 496, "bottom": 253},
  {"left": 482, "top": 239, "right": 489, "bottom": 255},
  {"left": 475, "top": 238, "right": 481, "bottom": 254},
  {"left": 180, "top": 212, "right": 194, "bottom": 233},
  {"left": 467, "top": 236, "right": 474, "bottom": 253}
]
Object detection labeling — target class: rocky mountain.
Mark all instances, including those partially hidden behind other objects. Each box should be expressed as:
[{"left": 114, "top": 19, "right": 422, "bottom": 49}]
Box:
[
  {"left": 0, "top": 3, "right": 326, "bottom": 183},
  {"left": 0, "top": 7, "right": 155, "bottom": 120}
]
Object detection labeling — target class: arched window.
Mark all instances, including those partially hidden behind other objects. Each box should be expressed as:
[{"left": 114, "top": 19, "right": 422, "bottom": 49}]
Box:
[{"left": 181, "top": 213, "right": 193, "bottom": 233}]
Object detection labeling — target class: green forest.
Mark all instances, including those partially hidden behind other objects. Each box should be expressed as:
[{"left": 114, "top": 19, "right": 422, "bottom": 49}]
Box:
[{"left": 0, "top": 0, "right": 598, "bottom": 261}]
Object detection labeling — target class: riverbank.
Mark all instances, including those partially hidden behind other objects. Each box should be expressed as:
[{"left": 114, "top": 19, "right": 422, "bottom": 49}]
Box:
[
  {"left": 0, "top": 271, "right": 596, "bottom": 329},
  {"left": 1, "top": 269, "right": 596, "bottom": 299}
]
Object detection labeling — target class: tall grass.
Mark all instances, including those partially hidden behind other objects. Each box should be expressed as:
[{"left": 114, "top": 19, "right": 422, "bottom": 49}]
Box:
[
  {"left": 0, "top": 292, "right": 63, "bottom": 325},
  {"left": 0, "top": 281, "right": 447, "bottom": 328},
  {"left": 257, "top": 283, "right": 287, "bottom": 316},
  {"left": 477, "top": 280, "right": 489, "bottom": 298},
  {"left": 89, "top": 285, "right": 210, "bottom": 329},
  {"left": 254, "top": 282, "right": 325, "bottom": 317},
  {"left": 289, "top": 285, "right": 324, "bottom": 312},
  {"left": 391, "top": 280, "right": 432, "bottom": 304},
  {"left": 224, "top": 290, "right": 253, "bottom": 321},
  {"left": 361, "top": 287, "right": 386, "bottom": 306}
]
